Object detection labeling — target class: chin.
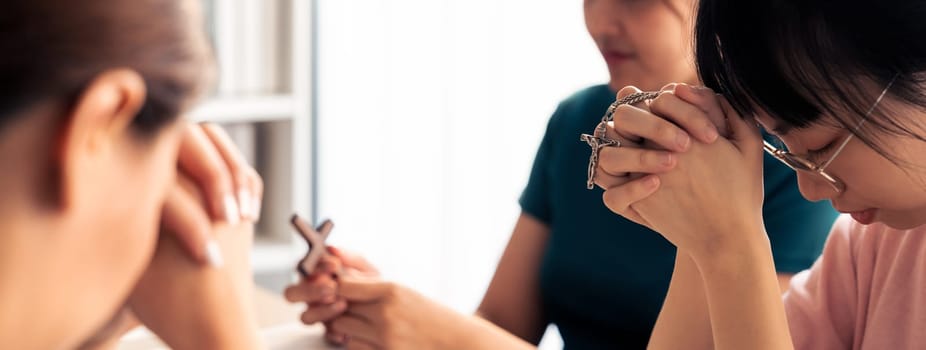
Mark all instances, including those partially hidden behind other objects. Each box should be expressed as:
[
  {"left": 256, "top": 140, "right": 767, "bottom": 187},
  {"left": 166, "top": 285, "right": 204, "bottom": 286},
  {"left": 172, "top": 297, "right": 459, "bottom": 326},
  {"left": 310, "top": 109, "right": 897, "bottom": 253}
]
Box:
[
  {"left": 608, "top": 70, "right": 648, "bottom": 91},
  {"left": 877, "top": 210, "right": 926, "bottom": 230}
]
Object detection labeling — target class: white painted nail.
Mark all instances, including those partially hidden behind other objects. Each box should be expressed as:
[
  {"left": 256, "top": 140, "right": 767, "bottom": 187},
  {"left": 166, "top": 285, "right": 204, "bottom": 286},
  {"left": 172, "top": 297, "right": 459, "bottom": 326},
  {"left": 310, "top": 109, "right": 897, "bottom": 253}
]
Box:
[
  {"left": 252, "top": 195, "right": 262, "bottom": 221},
  {"left": 205, "top": 240, "right": 224, "bottom": 268},
  {"left": 238, "top": 188, "right": 252, "bottom": 220},
  {"left": 224, "top": 194, "right": 240, "bottom": 225}
]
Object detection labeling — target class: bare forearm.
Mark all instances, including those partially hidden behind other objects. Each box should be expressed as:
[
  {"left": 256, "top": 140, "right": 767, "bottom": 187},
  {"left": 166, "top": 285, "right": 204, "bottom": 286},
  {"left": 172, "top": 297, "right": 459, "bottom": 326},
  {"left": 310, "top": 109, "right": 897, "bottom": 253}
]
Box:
[
  {"left": 648, "top": 252, "right": 713, "bottom": 350},
  {"left": 474, "top": 213, "right": 550, "bottom": 344},
  {"left": 450, "top": 314, "right": 536, "bottom": 350},
  {"left": 475, "top": 305, "right": 545, "bottom": 344},
  {"left": 130, "top": 235, "right": 262, "bottom": 350},
  {"left": 692, "top": 235, "right": 793, "bottom": 350}
]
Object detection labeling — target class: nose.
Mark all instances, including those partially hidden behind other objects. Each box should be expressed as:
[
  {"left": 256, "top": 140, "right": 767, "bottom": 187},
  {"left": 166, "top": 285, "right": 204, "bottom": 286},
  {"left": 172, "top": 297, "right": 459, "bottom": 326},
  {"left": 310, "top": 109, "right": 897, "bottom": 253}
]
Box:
[
  {"left": 585, "top": 1, "right": 624, "bottom": 39},
  {"left": 795, "top": 173, "right": 836, "bottom": 202}
]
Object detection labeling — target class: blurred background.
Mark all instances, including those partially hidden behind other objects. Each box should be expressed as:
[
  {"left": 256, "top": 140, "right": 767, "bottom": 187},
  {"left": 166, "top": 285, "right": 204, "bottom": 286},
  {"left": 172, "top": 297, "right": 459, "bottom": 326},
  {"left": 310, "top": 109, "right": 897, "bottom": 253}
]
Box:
[{"left": 196, "top": 1, "right": 606, "bottom": 347}]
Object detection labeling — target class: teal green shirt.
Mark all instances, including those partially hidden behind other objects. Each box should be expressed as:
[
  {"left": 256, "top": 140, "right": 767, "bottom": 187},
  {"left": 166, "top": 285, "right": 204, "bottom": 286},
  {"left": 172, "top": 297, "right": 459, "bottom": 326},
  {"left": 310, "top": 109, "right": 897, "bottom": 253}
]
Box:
[{"left": 520, "top": 85, "right": 838, "bottom": 349}]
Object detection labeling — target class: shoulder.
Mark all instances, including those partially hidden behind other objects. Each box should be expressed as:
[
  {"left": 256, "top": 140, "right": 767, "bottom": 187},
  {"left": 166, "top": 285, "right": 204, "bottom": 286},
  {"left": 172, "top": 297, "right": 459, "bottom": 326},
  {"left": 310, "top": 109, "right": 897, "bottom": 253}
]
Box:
[
  {"left": 827, "top": 215, "right": 861, "bottom": 249},
  {"left": 821, "top": 215, "right": 922, "bottom": 260},
  {"left": 844, "top": 218, "right": 926, "bottom": 261},
  {"left": 546, "top": 84, "right": 614, "bottom": 129},
  {"left": 555, "top": 84, "right": 614, "bottom": 111}
]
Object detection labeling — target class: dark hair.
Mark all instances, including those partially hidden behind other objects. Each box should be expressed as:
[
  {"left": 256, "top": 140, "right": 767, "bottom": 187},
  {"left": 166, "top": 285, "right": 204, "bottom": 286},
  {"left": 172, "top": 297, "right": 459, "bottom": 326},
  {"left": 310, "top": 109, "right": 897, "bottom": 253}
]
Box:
[
  {"left": 694, "top": 0, "right": 926, "bottom": 156},
  {"left": 0, "top": 0, "right": 213, "bottom": 136}
]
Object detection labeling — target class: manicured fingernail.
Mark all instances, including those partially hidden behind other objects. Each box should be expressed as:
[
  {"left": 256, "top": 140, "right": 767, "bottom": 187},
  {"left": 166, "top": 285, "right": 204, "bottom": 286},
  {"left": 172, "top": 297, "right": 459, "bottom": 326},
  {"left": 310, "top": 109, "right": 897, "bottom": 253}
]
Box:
[
  {"left": 676, "top": 132, "right": 691, "bottom": 150},
  {"left": 205, "top": 239, "right": 224, "bottom": 267},
  {"left": 251, "top": 195, "right": 262, "bottom": 221},
  {"left": 238, "top": 188, "right": 252, "bottom": 220},
  {"left": 224, "top": 194, "right": 240, "bottom": 225}
]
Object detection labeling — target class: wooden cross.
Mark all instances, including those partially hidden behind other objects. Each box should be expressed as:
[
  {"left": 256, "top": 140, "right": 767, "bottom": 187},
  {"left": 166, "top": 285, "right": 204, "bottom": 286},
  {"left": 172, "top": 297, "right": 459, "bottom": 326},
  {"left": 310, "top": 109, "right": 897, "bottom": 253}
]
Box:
[{"left": 290, "top": 214, "right": 335, "bottom": 277}]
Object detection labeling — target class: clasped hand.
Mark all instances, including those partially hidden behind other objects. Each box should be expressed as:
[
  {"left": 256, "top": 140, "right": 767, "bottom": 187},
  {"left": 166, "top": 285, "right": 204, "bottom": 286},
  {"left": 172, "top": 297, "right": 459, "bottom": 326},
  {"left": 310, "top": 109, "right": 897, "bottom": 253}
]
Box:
[{"left": 593, "top": 84, "right": 768, "bottom": 258}]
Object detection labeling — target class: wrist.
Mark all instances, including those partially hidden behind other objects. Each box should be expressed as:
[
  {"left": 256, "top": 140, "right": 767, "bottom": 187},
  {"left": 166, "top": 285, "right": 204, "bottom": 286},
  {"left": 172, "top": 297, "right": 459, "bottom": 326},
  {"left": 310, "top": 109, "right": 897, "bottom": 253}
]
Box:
[
  {"left": 687, "top": 224, "right": 772, "bottom": 276},
  {"left": 443, "top": 312, "right": 534, "bottom": 350},
  {"left": 144, "top": 276, "right": 261, "bottom": 350},
  {"left": 190, "top": 280, "right": 261, "bottom": 350},
  {"left": 683, "top": 226, "right": 792, "bottom": 350},
  {"left": 130, "top": 235, "right": 261, "bottom": 350}
]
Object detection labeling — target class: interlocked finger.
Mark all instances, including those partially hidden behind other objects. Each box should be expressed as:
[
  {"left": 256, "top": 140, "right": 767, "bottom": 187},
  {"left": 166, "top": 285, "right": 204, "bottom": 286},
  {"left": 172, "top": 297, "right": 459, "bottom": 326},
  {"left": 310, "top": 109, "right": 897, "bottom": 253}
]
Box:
[
  {"left": 598, "top": 146, "right": 677, "bottom": 177},
  {"left": 601, "top": 175, "right": 662, "bottom": 225},
  {"left": 607, "top": 103, "right": 692, "bottom": 152}
]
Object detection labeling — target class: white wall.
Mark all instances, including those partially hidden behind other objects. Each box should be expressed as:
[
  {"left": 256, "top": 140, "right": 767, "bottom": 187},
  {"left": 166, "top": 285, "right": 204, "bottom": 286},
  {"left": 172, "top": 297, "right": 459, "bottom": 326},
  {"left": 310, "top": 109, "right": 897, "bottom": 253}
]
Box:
[{"left": 316, "top": 1, "right": 607, "bottom": 347}]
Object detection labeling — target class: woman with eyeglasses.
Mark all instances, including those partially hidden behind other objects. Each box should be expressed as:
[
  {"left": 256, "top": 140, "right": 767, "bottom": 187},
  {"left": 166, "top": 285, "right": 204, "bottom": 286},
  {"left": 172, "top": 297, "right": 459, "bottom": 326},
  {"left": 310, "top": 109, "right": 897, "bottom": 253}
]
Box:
[{"left": 594, "top": 0, "right": 926, "bottom": 348}]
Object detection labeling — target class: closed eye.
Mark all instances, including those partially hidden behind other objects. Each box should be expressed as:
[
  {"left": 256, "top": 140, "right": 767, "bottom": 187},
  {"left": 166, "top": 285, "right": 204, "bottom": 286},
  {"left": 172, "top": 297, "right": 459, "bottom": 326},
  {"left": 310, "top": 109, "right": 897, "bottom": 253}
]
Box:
[
  {"left": 805, "top": 140, "right": 838, "bottom": 162},
  {"left": 768, "top": 134, "right": 837, "bottom": 163}
]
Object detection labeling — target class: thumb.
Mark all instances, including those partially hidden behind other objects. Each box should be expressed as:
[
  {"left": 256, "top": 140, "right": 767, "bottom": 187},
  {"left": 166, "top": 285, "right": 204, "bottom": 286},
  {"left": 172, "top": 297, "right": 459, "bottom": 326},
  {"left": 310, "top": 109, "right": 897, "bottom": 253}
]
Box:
[
  {"left": 328, "top": 246, "right": 379, "bottom": 275},
  {"left": 337, "top": 276, "right": 393, "bottom": 302},
  {"left": 615, "top": 85, "right": 643, "bottom": 100}
]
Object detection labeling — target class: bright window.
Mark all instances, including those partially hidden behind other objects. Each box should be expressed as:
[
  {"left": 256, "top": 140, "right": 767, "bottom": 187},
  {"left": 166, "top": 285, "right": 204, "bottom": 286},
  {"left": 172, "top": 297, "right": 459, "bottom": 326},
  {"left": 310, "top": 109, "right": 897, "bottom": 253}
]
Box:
[{"left": 316, "top": 1, "right": 607, "bottom": 347}]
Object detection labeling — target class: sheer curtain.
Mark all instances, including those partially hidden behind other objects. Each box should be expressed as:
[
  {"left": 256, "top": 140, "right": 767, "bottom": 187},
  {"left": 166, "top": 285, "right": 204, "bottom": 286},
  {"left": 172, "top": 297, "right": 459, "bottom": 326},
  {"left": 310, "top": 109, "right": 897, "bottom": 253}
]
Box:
[{"left": 316, "top": 1, "right": 606, "bottom": 347}]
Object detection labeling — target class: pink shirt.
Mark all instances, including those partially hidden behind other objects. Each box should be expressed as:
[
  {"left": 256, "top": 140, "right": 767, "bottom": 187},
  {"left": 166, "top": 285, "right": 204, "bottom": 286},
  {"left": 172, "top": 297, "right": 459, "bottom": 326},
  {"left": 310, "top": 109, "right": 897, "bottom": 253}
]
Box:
[{"left": 785, "top": 215, "right": 926, "bottom": 349}]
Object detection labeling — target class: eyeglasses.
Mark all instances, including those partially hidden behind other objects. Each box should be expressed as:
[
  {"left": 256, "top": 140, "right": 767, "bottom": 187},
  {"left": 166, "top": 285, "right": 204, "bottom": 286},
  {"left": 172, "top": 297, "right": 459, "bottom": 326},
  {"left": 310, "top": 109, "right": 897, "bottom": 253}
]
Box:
[{"left": 763, "top": 74, "right": 897, "bottom": 193}]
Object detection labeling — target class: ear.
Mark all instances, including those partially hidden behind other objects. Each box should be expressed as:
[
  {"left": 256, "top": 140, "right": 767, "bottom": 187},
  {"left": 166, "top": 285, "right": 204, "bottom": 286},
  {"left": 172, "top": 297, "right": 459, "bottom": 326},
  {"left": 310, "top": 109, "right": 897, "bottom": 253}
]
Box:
[{"left": 54, "top": 69, "right": 147, "bottom": 210}]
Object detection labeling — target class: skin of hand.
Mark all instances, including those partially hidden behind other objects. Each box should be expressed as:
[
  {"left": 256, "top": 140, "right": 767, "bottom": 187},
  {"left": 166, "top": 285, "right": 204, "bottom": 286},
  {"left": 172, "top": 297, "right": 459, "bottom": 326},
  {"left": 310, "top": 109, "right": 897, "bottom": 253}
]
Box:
[
  {"left": 598, "top": 85, "right": 767, "bottom": 257},
  {"left": 162, "top": 123, "right": 264, "bottom": 266},
  {"left": 592, "top": 84, "right": 727, "bottom": 202},
  {"left": 284, "top": 246, "right": 380, "bottom": 345},
  {"left": 127, "top": 173, "right": 262, "bottom": 350},
  {"left": 78, "top": 122, "right": 264, "bottom": 350},
  {"left": 594, "top": 86, "right": 797, "bottom": 293},
  {"left": 597, "top": 85, "right": 795, "bottom": 350},
  {"left": 328, "top": 277, "right": 534, "bottom": 350}
]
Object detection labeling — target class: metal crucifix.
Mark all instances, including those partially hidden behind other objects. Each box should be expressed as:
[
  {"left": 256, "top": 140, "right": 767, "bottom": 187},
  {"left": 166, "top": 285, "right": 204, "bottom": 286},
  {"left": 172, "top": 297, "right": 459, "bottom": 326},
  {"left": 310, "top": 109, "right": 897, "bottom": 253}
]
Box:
[{"left": 580, "top": 122, "right": 620, "bottom": 190}]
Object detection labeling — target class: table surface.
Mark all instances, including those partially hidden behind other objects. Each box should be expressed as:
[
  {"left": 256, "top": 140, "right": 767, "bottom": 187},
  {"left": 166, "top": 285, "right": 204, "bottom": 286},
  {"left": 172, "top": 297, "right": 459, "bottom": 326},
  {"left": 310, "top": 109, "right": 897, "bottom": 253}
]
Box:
[{"left": 117, "top": 288, "right": 337, "bottom": 350}]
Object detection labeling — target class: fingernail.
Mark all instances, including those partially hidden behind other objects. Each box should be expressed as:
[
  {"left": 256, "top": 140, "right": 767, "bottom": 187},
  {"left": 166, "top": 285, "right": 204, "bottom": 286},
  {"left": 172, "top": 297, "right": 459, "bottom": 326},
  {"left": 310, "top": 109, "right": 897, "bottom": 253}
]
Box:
[
  {"left": 646, "top": 176, "right": 660, "bottom": 188},
  {"left": 205, "top": 239, "right": 224, "bottom": 267},
  {"left": 223, "top": 194, "right": 240, "bottom": 225},
  {"left": 251, "top": 195, "right": 262, "bottom": 221},
  {"left": 661, "top": 153, "right": 675, "bottom": 167},
  {"left": 676, "top": 132, "right": 691, "bottom": 150},
  {"left": 238, "top": 188, "right": 252, "bottom": 220},
  {"left": 321, "top": 288, "right": 336, "bottom": 303},
  {"left": 331, "top": 301, "right": 347, "bottom": 311},
  {"left": 704, "top": 126, "right": 719, "bottom": 142},
  {"left": 660, "top": 83, "right": 678, "bottom": 92}
]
